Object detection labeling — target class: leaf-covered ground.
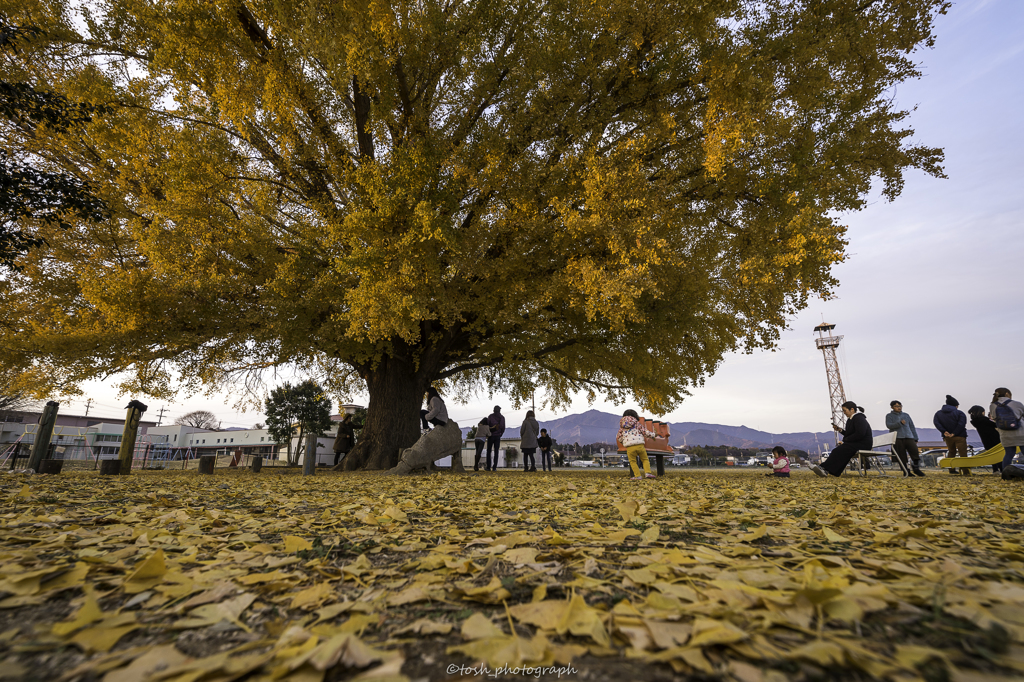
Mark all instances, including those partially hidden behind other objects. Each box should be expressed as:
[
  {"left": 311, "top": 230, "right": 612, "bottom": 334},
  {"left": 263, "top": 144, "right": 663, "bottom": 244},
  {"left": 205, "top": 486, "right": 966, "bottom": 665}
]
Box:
[{"left": 2, "top": 468, "right": 1023, "bottom": 682}]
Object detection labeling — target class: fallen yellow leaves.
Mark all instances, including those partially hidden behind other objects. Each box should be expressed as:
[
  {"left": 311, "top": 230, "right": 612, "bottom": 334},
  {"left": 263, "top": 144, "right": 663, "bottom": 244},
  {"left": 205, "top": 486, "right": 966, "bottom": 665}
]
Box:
[{"left": 1, "top": 468, "right": 1023, "bottom": 681}]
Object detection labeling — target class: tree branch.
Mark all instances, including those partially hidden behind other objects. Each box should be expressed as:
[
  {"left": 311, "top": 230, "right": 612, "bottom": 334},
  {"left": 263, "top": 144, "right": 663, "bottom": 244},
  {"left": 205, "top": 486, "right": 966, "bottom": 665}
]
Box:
[{"left": 435, "top": 337, "right": 579, "bottom": 380}]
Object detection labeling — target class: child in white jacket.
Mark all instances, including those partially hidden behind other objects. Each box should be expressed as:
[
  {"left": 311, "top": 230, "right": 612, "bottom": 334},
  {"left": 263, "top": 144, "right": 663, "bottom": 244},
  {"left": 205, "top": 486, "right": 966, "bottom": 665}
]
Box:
[{"left": 617, "top": 409, "right": 658, "bottom": 480}]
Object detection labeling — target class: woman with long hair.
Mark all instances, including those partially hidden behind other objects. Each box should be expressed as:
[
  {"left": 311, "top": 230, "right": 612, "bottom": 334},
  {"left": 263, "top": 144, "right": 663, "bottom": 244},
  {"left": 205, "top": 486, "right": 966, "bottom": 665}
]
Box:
[
  {"left": 420, "top": 387, "right": 448, "bottom": 431},
  {"left": 520, "top": 410, "right": 540, "bottom": 472},
  {"left": 812, "top": 402, "right": 873, "bottom": 478}
]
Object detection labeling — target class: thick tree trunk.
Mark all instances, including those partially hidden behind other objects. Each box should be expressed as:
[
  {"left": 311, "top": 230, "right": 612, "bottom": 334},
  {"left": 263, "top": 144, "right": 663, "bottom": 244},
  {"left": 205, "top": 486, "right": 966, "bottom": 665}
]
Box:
[{"left": 343, "top": 359, "right": 427, "bottom": 471}]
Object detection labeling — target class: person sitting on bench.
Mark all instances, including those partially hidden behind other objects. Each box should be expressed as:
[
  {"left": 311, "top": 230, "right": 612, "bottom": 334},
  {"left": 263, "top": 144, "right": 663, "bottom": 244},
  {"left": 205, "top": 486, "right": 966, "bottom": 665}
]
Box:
[{"left": 812, "top": 402, "right": 873, "bottom": 478}]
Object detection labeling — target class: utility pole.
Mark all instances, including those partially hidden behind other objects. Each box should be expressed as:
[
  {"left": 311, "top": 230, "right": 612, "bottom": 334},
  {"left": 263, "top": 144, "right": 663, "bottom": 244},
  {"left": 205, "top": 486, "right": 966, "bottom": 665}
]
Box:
[
  {"left": 84, "top": 398, "right": 92, "bottom": 417},
  {"left": 156, "top": 406, "right": 166, "bottom": 426},
  {"left": 814, "top": 322, "right": 847, "bottom": 445}
]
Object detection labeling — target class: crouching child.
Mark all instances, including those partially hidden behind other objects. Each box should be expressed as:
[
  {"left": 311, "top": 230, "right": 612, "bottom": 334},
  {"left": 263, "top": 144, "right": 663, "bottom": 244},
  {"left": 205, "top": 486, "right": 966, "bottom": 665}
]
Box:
[{"left": 768, "top": 446, "right": 790, "bottom": 478}]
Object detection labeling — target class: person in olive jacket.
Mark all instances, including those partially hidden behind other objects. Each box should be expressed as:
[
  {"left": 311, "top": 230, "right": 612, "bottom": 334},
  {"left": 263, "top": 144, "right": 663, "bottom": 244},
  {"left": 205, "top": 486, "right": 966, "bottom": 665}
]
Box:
[{"left": 812, "top": 402, "right": 873, "bottom": 477}]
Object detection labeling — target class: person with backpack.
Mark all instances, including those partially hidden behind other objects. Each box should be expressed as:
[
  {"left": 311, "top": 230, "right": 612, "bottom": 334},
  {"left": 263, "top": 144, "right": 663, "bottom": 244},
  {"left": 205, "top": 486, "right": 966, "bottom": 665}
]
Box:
[
  {"left": 990, "top": 388, "right": 1024, "bottom": 474},
  {"left": 933, "top": 395, "right": 968, "bottom": 474},
  {"left": 968, "top": 405, "right": 1002, "bottom": 474}
]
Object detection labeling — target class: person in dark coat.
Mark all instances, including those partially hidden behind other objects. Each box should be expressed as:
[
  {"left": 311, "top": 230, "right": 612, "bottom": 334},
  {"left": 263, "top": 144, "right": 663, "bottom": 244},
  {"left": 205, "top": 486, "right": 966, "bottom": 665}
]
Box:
[
  {"left": 538, "top": 429, "right": 553, "bottom": 471},
  {"left": 485, "top": 406, "right": 506, "bottom": 471},
  {"left": 933, "top": 395, "right": 968, "bottom": 474},
  {"left": 812, "top": 402, "right": 873, "bottom": 477},
  {"left": 968, "top": 405, "right": 1002, "bottom": 473},
  {"left": 332, "top": 414, "right": 355, "bottom": 466},
  {"left": 519, "top": 410, "right": 540, "bottom": 472}
]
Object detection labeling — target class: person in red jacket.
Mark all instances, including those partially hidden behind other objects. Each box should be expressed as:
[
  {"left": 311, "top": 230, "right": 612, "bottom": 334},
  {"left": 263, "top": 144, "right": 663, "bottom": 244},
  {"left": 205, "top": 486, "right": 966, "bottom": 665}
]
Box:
[{"left": 767, "top": 446, "right": 790, "bottom": 478}]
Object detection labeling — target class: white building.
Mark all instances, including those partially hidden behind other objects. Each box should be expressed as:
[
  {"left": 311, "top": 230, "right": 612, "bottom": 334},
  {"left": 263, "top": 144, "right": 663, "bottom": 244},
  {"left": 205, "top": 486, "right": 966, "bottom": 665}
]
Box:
[{"left": 171, "top": 426, "right": 338, "bottom": 466}]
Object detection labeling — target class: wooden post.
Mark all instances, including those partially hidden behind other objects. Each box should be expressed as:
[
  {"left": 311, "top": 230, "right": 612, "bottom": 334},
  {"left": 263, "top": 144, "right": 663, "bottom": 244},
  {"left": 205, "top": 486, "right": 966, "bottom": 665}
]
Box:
[
  {"left": 117, "top": 400, "right": 148, "bottom": 475},
  {"left": 303, "top": 433, "right": 316, "bottom": 476},
  {"left": 251, "top": 456, "right": 262, "bottom": 473},
  {"left": 198, "top": 455, "right": 215, "bottom": 474},
  {"left": 27, "top": 401, "right": 59, "bottom": 473},
  {"left": 100, "top": 459, "right": 121, "bottom": 475}
]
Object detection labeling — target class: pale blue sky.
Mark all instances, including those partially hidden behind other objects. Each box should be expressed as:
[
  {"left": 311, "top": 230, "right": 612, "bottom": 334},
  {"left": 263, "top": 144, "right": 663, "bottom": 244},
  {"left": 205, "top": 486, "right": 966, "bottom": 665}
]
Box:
[{"left": 64, "top": 1, "right": 1024, "bottom": 434}]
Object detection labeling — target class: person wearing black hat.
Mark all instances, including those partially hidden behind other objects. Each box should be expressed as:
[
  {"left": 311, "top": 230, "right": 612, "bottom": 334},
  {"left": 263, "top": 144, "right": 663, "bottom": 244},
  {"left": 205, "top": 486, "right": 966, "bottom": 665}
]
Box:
[{"left": 933, "top": 395, "right": 968, "bottom": 474}]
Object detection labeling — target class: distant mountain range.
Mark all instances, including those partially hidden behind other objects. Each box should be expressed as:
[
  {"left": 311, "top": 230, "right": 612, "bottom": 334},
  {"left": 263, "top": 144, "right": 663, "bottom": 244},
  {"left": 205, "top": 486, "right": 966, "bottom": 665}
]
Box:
[{"left": 479, "top": 409, "right": 980, "bottom": 453}]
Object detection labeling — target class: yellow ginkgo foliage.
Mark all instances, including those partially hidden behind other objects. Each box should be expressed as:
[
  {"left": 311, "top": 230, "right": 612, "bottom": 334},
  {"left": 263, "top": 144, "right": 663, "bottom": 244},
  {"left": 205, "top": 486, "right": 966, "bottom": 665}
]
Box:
[{"left": 0, "top": 0, "right": 945, "bottom": 468}]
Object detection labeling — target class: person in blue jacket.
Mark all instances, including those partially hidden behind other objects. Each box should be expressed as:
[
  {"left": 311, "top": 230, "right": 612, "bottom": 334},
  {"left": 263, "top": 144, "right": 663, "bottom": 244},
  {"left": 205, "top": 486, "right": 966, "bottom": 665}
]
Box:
[
  {"left": 885, "top": 400, "right": 924, "bottom": 477},
  {"left": 812, "top": 402, "right": 873, "bottom": 477},
  {"left": 933, "top": 395, "right": 968, "bottom": 474}
]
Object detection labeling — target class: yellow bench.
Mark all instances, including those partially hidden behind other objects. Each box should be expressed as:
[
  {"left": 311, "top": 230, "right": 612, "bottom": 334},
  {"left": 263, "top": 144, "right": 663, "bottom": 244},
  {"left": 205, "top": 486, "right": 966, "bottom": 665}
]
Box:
[{"left": 938, "top": 444, "right": 1004, "bottom": 475}]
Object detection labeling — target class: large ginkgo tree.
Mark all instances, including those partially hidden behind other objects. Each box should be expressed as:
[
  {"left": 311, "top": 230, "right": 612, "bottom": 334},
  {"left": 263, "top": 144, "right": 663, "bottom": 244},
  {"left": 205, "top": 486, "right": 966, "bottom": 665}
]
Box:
[{"left": 0, "top": 0, "right": 946, "bottom": 469}]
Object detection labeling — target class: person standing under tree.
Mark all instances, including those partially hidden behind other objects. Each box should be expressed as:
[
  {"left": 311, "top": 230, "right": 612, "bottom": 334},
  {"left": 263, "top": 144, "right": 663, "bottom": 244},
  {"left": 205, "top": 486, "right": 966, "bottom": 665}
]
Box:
[
  {"left": 520, "top": 410, "right": 540, "bottom": 472},
  {"left": 473, "top": 418, "right": 490, "bottom": 471},
  {"left": 812, "top": 402, "right": 873, "bottom": 478},
  {"left": 485, "top": 406, "right": 505, "bottom": 471},
  {"left": 885, "top": 400, "right": 925, "bottom": 477},
  {"left": 933, "top": 395, "right": 968, "bottom": 475},
  {"left": 332, "top": 414, "right": 355, "bottom": 467},
  {"left": 538, "top": 429, "right": 553, "bottom": 472}
]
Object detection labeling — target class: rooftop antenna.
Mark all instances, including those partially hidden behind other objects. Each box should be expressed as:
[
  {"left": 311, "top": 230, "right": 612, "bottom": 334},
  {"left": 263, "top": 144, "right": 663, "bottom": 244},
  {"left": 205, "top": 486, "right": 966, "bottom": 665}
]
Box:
[{"left": 814, "top": 321, "right": 847, "bottom": 445}]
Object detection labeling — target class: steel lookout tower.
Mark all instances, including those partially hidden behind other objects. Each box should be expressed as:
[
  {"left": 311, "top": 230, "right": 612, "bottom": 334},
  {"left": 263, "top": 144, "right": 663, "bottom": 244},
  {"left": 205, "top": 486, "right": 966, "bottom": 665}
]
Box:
[{"left": 814, "top": 322, "right": 847, "bottom": 444}]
